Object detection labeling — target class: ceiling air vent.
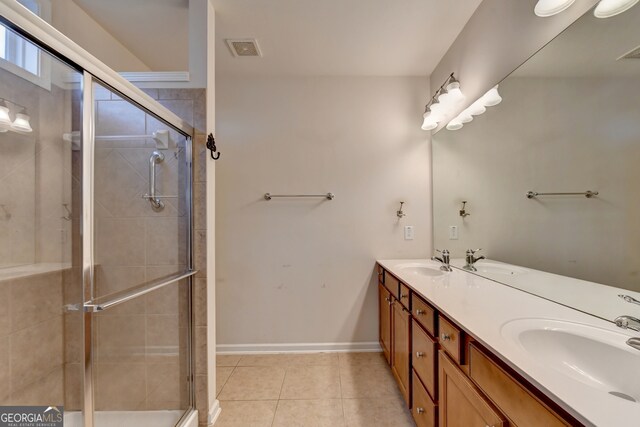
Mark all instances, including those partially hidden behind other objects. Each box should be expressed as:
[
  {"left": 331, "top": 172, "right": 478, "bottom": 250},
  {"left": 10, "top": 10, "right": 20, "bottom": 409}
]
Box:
[
  {"left": 226, "top": 39, "right": 262, "bottom": 57},
  {"left": 618, "top": 45, "right": 640, "bottom": 60}
]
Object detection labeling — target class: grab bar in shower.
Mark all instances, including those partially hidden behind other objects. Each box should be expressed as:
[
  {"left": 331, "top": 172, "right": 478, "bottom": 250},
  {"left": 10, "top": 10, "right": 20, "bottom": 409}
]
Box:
[
  {"left": 141, "top": 151, "right": 177, "bottom": 211},
  {"left": 82, "top": 270, "right": 198, "bottom": 312},
  {"left": 526, "top": 190, "right": 599, "bottom": 199},
  {"left": 264, "top": 193, "right": 335, "bottom": 200}
]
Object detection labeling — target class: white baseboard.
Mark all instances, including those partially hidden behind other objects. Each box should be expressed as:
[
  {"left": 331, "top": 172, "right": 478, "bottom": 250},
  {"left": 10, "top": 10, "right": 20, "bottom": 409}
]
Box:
[
  {"left": 216, "top": 341, "right": 381, "bottom": 354},
  {"left": 208, "top": 400, "right": 221, "bottom": 426}
]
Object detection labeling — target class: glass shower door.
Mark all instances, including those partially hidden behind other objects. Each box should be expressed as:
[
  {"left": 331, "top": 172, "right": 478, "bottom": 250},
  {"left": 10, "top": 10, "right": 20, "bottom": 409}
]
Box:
[
  {"left": 88, "top": 80, "right": 192, "bottom": 427},
  {"left": 0, "top": 20, "right": 83, "bottom": 422}
]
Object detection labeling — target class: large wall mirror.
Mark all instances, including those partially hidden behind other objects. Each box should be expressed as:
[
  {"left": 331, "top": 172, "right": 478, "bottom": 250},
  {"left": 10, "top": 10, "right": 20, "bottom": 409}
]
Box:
[{"left": 432, "top": 3, "right": 640, "bottom": 323}]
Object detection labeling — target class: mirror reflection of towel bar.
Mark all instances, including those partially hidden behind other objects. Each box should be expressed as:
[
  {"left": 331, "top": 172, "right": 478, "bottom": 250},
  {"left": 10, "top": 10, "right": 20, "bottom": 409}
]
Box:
[
  {"left": 526, "top": 190, "right": 598, "bottom": 199},
  {"left": 264, "top": 193, "right": 334, "bottom": 200}
]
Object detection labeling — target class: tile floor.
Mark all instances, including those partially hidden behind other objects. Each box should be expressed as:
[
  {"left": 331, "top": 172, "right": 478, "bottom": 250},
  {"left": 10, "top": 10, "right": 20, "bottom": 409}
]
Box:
[{"left": 215, "top": 352, "right": 415, "bottom": 427}]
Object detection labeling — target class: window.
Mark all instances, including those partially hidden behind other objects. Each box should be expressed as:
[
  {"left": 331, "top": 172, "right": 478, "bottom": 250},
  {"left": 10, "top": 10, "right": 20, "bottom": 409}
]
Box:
[{"left": 0, "top": 0, "right": 51, "bottom": 87}]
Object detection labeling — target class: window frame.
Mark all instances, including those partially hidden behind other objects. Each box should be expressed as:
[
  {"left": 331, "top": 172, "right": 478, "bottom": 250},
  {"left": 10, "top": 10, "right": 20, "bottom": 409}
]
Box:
[{"left": 0, "top": 0, "right": 51, "bottom": 90}]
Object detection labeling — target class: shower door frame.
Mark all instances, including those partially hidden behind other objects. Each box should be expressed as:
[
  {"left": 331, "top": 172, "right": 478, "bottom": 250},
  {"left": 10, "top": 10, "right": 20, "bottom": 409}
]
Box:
[{"left": 0, "top": 2, "right": 198, "bottom": 427}]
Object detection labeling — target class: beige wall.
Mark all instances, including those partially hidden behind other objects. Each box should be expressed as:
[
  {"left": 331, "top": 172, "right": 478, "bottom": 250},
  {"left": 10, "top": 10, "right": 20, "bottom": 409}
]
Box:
[
  {"left": 215, "top": 76, "right": 432, "bottom": 350},
  {"left": 430, "top": 0, "right": 598, "bottom": 130},
  {"left": 51, "top": 0, "right": 151, "bottom": 72},
  {"left": 433, "top": 76, "right": 640, "bottom": 292}
]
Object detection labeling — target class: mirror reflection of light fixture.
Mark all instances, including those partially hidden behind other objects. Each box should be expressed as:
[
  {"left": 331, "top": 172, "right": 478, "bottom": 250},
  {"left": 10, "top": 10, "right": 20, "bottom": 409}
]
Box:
[
  {"left": 594, "top": 0, "right": 639, "bottom": 17},
  {"left": 0, "top": 102, "right": 11, "bottom": 132},
  {"left": 11, "top": 112, "right": 32, "bottom": 133},
  {"left": 445, "top": 85, "right": 502, "bottom": 132},
  {"left": 0, "top": 99, "right": 33, "bottom": 134},
  {"left": 421, "top": 73, "right": 465, "bottom": 131},
  {"left": 534, "top": 0, "right": 576, "bottom": 17}
]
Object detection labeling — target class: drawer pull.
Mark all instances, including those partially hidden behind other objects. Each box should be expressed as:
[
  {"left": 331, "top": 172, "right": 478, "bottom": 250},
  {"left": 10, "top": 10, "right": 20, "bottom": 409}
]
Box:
[
  {"left": 415, "top": 309, "right": 426, "bottom": 315},
  {"left": 416, "top": 351, "right": 425, "bottom": 358},
  {"left": 385, "top": 297, "right": 392, "bottom": 302},
  {"left": 441, "top": 333, "right": 452, "bottom": 341},
  {"left": 416, "top": 407, "right": 425, "bottom": 414},
  {"left": 402, "top": 307, "right": 410, "bottom": 313},
  {"left": 400, "top": 292, "right": 408, "bottom": 299}
]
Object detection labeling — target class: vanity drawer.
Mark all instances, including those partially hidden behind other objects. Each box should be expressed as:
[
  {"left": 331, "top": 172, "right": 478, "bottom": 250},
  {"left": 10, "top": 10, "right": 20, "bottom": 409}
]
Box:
[
  {"left": 439, "top": 316, "right": 463, "bottom": 364},
  {"left": 398, "top": 283, "right": 410, "bottom": 309},
  {"left": 468, "top": 344, "right": 569, "bottom": 427},
  {"left": 412, "top": 370, "right": 437, "bottom": 427},
  {"left": 412, "top": 320, "right": 437, "bottom": 400},
  {"left": 411, "top": 293, "right": 436, "bottom": 336},
  {"left": 384, "top": 271, "right": 400, "bottom": 300}
]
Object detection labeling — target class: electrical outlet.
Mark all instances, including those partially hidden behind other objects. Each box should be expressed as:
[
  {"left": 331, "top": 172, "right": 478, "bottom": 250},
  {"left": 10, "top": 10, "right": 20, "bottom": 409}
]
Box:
[
  {"left": 404, "top": 226, "right": 415, "bottom": 240},
  {"left": 449, "top": 225, "right": 458, "bottom": 240}
]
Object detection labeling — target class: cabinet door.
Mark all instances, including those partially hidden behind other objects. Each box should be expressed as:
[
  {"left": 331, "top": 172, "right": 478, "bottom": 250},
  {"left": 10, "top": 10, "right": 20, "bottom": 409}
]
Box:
[
  {"left": 439, "top": 351, "right": 506, "bottom": 427},
  {"left": 392, "top": 300, "right": 411, "bottom": 404},
  {"left": 378, "top": 283, "right": 392, "bottom": 364}
]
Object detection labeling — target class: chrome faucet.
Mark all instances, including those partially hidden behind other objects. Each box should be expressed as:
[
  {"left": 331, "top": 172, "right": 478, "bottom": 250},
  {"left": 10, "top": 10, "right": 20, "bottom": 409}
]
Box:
[
  {"left": 463, "top": 248, "right": 485, "bottom": 272},
  {"left": 615, "top": 315, "right": 640, "bottom": 332},
  {"left": 431, "top": 249, "right": 452, "bottom": 272}
]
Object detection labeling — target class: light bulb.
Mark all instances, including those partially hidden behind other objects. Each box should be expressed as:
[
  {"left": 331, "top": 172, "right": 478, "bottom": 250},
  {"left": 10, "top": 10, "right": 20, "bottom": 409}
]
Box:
[
  {"left": 482, "top": 85, "right": 502, "bottom": 107},
  {"left": 421, "top": 112, "right": 438, "bottom": 131},
  {"left": 458, "top": 111, "right": 474, "bottom": 124},
  {"left": 0, "top": 105, "right": 11, "bottom": 128},
  {"left": 12, "top": 112, "right": 32, "bottom": 133},
  {"left": 534, "top": 0, "right": 576, "bottom": 16},
  {"left": 444, "top": 81, "right": 464, "bottom": 103},
  {"left": 467, "top": 99, "right": 487, "bottom": 116},
  {"left": 446, "top": 118, "right": 463, "bottom": 131},
  {"left": 594, "top": 0, "right": 639, "bottom": 17}
]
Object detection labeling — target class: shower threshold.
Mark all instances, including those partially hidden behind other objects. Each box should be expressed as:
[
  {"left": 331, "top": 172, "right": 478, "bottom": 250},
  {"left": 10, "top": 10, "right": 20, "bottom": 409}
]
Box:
[{"left": 63, "top": 409, "right": 197, "bottom": 427}]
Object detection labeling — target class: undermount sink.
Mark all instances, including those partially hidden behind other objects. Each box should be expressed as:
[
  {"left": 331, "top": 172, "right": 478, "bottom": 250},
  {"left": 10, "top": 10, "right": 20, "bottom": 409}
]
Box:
[
  {"left": 501, "top": 318, "right": 640, "bottom": 403},
  {"left": 395, "top": 262, "right": 445, "bottom": 277},
  {"left": 473, "top": 260, "right": 528, "bottom": 276}
]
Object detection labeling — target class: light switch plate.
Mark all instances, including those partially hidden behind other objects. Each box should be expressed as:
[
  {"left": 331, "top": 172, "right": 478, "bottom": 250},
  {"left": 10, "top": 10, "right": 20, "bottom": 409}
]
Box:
[
  {"left": 449, "top": 225, "right": 459, "bottom": 240},
  {"left": 404, "top": 226, "right": 415, "bottom": 240}
]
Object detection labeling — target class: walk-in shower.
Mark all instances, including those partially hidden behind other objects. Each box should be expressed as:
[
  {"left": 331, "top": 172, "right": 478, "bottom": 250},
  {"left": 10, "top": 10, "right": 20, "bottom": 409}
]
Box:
[{"left": 0, "top": 3, "right": 197, "bottom": 427}]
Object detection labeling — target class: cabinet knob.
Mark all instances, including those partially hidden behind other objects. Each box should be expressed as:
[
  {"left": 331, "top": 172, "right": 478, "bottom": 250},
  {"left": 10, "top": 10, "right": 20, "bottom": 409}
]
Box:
[
  {"left": 441, "top": 333, "right": 451, "bottom": 341},
  {"left": 415, "top": 309, "right": 426, "bottom": 315},
  {"left": 402, "top": 307, "right": 410, "bottom": 313},
  {"left": 400, "top": 293, "right": 408, "bottom": 299},
  {"left": 385, "top": 297, "right": 392, "bottom": 302},
  {"left": 416, "top": 407, "right": 425, "bottom": 414},
  {"left": 416, "top": 351, "right": 425, "bottom": 358}
]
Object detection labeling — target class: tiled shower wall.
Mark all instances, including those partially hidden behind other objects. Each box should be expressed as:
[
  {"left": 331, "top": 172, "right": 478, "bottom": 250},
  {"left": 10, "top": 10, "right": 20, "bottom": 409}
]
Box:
[
  {"left": 0, "top": 69, "right": 73, "bottom": 406},
  {"left": 141, "top": 88, "right": 210, "bottom": 426}
]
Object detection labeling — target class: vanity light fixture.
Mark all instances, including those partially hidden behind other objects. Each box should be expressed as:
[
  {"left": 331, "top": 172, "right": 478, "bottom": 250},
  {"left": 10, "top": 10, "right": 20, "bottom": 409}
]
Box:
[
  {"left": 0, "top": 99, "right": 33, "bottom": 134},
  {"left": 534, "top": 0, "right": 576, "bottom": 17},
  {"left": 594, "top": 0, "right": 639, "bottom": 17},
  {"left": 421, "top": 73, "right": 465, "bottom": 131},
  {"left": 11, "top": 111, "right": 32, "bottom": 133},
  {"left": 446, "top": 85, "right": 502, "bottom": 131},
  {"left": 0, "top": 101, "right": 12, "bottom": 132}
]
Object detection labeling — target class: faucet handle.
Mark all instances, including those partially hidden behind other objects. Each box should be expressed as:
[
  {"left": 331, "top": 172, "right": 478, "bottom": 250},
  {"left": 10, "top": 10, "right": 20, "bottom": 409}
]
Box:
[
  {"left": 435, "top": 249, "right": 449, "bottom": 255},
  {"left": 467, "top": 248, "right": 482, "bottom": 254}
]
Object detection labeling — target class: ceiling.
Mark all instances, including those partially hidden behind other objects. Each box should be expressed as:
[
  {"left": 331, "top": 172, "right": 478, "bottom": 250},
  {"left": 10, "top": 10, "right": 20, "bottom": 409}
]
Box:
[
  {"left": 213, "top": 0, "right": 481, "bottom": 76},
  {"left": 513, "top": 3, "right": 640, "bottom": 78},
  {"left": 72, "top": 0, "right": 189, "bottom": 71},
  {"left": 73, "top": 0, "right": 482, "bottom": 77}
]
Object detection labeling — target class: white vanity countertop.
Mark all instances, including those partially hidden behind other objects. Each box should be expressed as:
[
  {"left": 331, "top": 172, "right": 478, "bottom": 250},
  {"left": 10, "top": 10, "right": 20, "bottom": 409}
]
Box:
[
  {"left": 378, "top": 258, "right": 640, "bottom": 427},
  {"left": 448, "top": 258, "right": 640, "bottom": 322}
]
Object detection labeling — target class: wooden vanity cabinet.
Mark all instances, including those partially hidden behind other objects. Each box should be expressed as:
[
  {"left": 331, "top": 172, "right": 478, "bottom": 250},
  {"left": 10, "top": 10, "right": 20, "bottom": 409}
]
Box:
[
  {"left": 391, "top": 298, "right": 411, "bottom": 404},
  {"left": 378, "top": 283, "right": 392, "bottom": 364},
  {"left": 439, "top": 351, "right": 507, "bottom": 427}
]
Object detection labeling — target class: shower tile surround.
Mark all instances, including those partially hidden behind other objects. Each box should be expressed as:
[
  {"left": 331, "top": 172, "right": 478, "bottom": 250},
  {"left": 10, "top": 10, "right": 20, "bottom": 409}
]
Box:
[
  {"left": 0, "top": 64, "right": 73, "bottom": 406},
  {"left": 62, "top": 87, "right": 206, "bottom": 413},
  {"left": 0, "top": 62, "right": 208, "bottom": 422}
]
